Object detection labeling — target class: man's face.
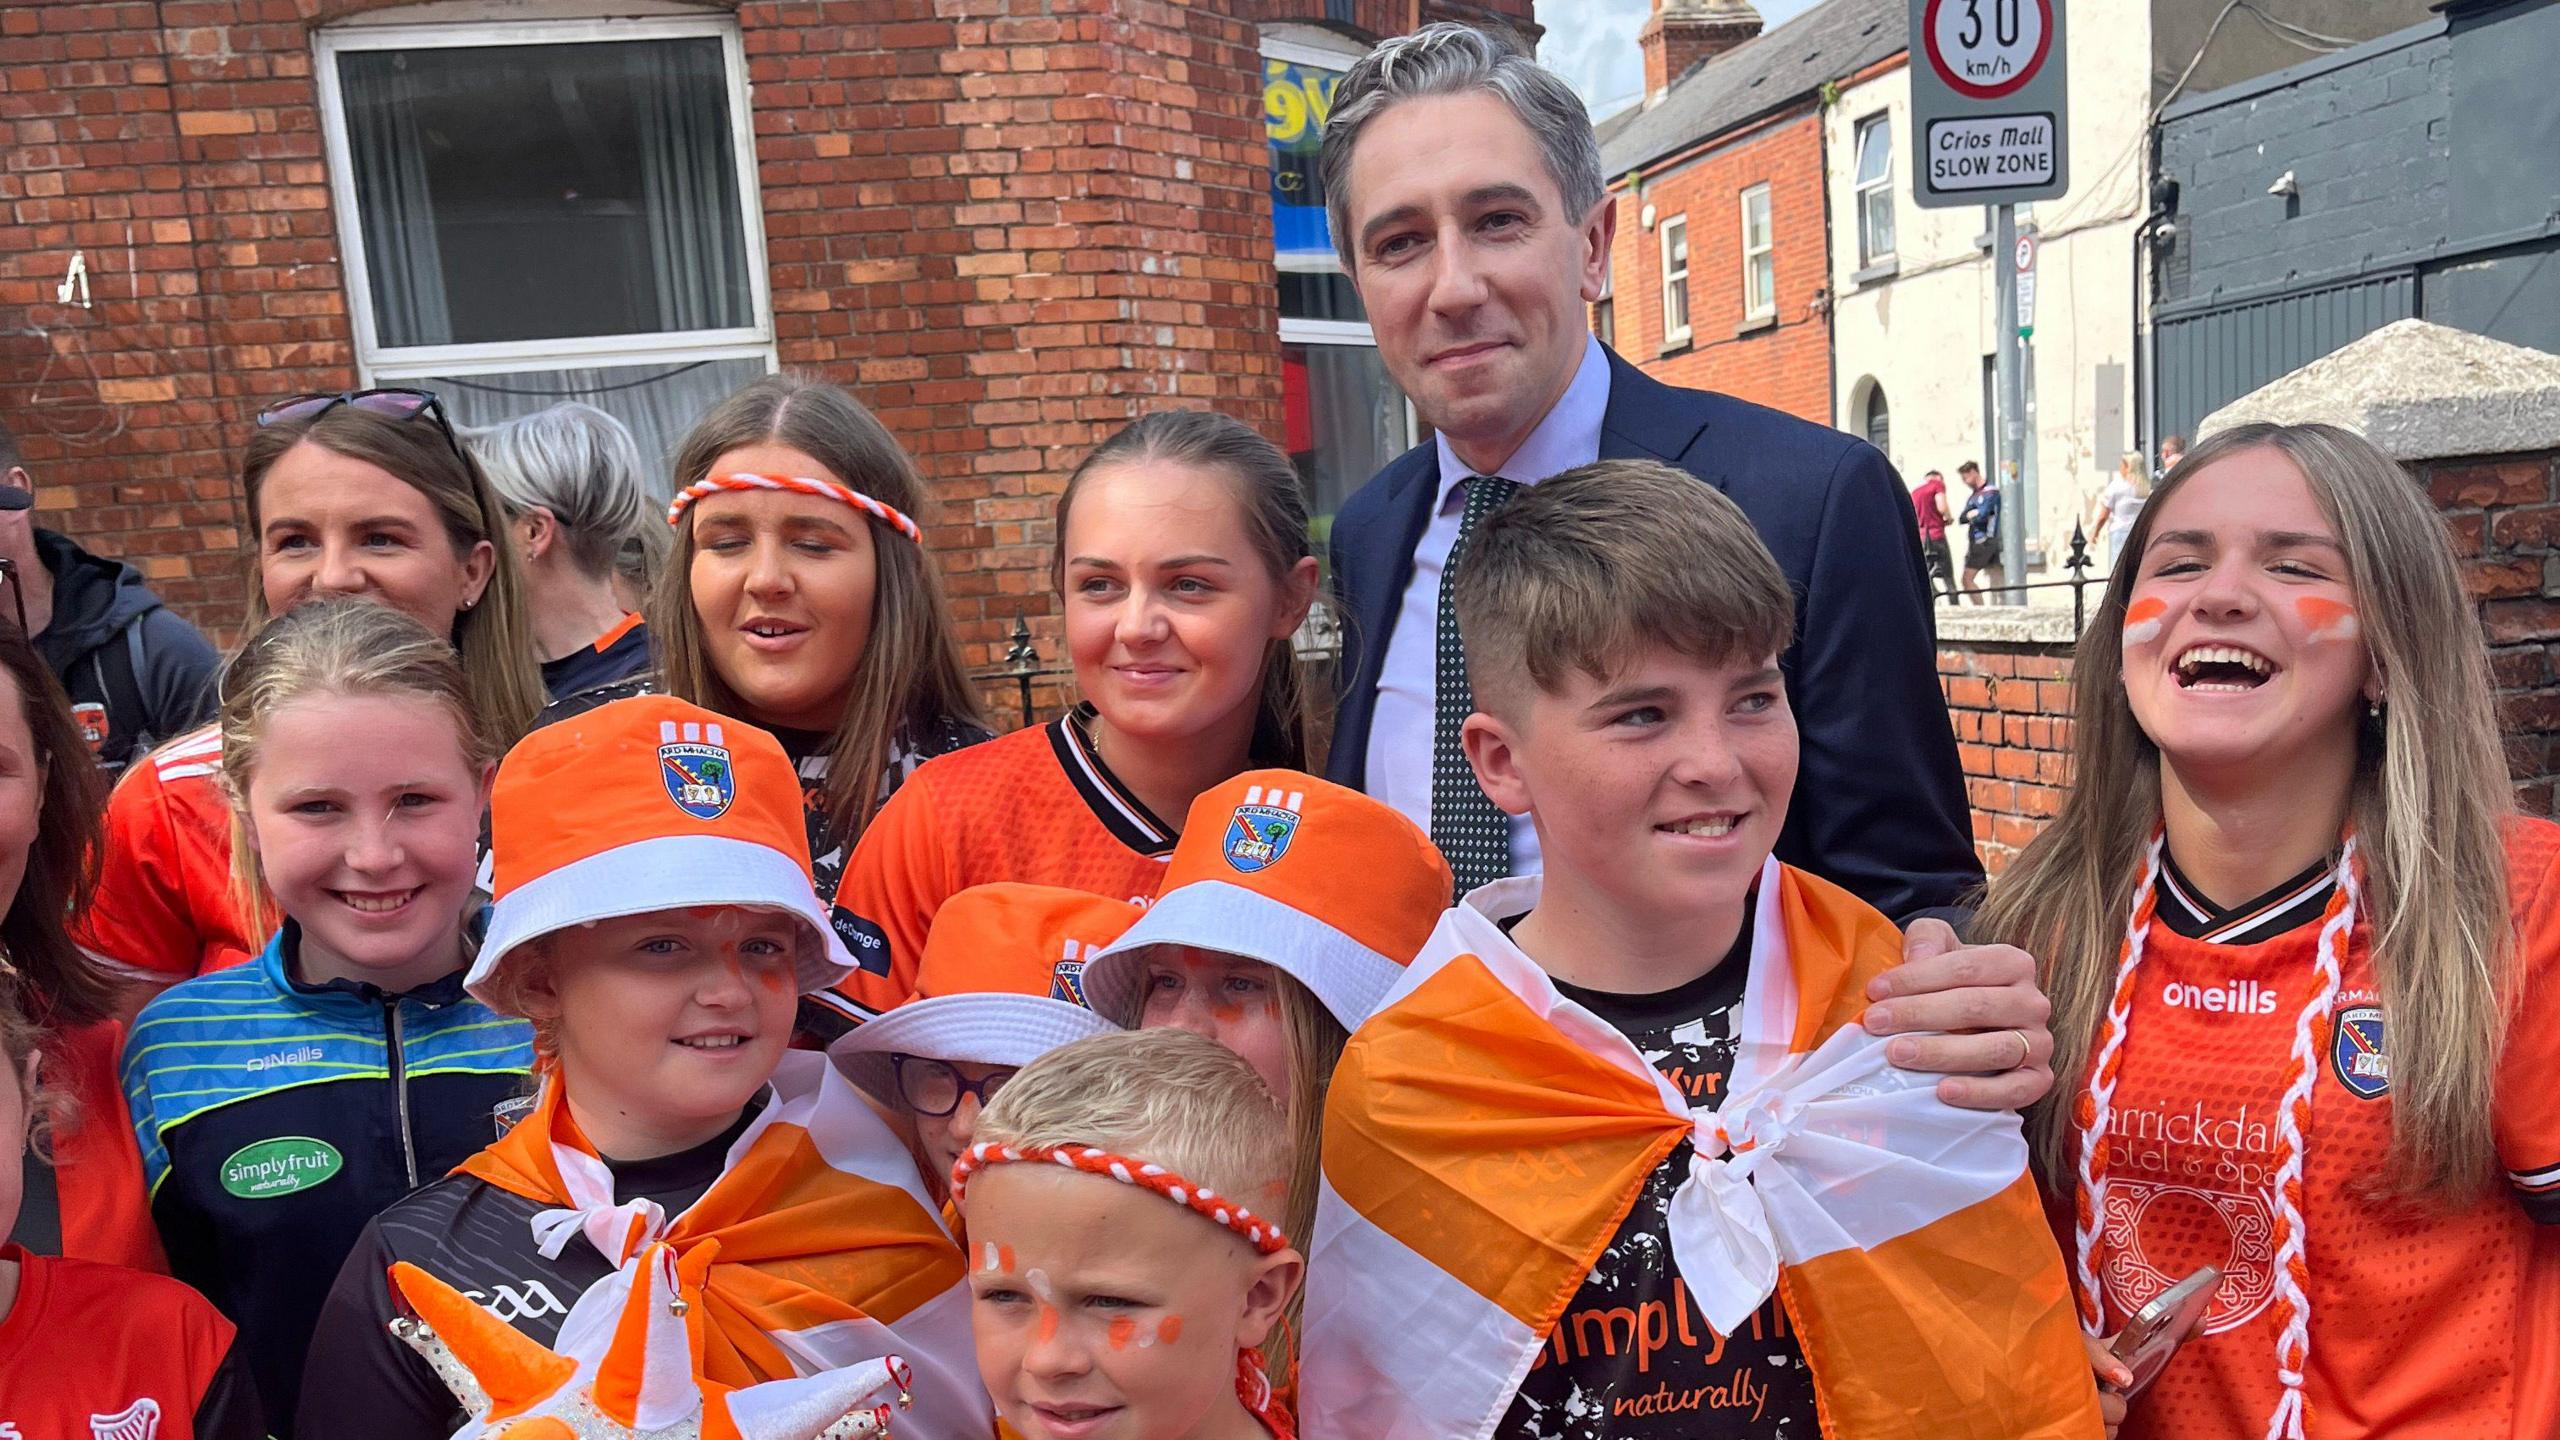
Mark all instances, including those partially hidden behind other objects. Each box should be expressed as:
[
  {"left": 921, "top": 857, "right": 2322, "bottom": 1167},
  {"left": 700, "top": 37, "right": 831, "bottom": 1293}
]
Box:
[
  {"left": 1338, "top": 92, "right": 1611, "bottom": 469},
  {"left": 1960, "top": 468, "right": 1984, "bottom": 492}
]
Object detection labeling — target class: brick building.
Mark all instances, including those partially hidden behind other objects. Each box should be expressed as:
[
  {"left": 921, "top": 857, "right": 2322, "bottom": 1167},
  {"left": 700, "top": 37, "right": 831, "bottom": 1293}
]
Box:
[
  {"left": 0, "top": 0, "right": 1533, "bottom": 660},
  {"left": 1591, "top": 0, "right": 1899, "bottom": 422}
]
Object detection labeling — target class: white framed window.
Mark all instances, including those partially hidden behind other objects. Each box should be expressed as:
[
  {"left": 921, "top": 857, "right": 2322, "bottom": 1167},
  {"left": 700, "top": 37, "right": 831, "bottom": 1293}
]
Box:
[
  {"left": 1853, "top": 113, "right": 1896, "bottom": 266},
  {"left": 1740, "top": 185, "right": 1775, "bottom": 320},
  {"left": 1262, "top": 26, "right": 1415, "bottom": 534},
  {"left": 315, "top": 13, "right": 776, "bottom": 476},
  {"left": 1658, "top": 215, "right": 1692, "bottom": 345}
]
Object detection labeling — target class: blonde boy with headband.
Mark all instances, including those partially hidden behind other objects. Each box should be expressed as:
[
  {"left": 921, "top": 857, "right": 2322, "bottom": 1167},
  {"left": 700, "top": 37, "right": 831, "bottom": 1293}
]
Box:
[
  {"left": 1299, "top": 459, "right": 2100, "bottom": 1439},
  {"left": 958, "top": 1028, "right": 1304, "bottom": 1440}
]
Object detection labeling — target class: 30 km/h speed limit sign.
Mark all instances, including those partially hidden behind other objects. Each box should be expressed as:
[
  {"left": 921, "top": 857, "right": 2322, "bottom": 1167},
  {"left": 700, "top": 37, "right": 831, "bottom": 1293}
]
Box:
[
  {"left": 1908, "top": 0, "right": 2068, "bottom": 209},
  {"left": 1925, "top": 0, "right": 2052, "bottom": 100}
]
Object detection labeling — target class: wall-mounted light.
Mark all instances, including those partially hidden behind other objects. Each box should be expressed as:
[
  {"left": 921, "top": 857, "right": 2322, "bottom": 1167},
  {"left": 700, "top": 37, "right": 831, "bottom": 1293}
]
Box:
[
  {"left": 1641, "top": 203, "right": 1659, "bottom": 230},
  {"left": 2267, "top": 170, "right": 2298, "bottom": 198}
]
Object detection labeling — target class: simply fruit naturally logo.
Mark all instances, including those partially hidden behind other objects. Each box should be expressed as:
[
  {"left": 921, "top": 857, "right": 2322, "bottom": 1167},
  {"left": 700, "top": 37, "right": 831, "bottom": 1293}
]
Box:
[{"left": 219, "top": 1136, "right": 344, "bottom": 1199}]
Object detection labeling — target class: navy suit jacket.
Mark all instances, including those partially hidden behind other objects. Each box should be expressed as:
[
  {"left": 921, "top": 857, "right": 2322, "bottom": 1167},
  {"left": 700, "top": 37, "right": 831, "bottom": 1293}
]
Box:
[{"left": 1325, "top": 347, "right": 1983, "bottom": 923}]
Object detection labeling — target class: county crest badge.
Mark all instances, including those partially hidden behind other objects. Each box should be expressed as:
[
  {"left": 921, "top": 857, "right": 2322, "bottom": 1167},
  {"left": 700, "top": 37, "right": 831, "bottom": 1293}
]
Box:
[
  {"left": 1223, "top": 785, "right": 1304, "bottom": 874},
  {"left": 1051, "top": 938, "right": 1099, "bottom": 1008},
  {"left": 2331, "top": 1003, "right": 2389, "bottom": 1099},
  {"left": 658, "top": 720, "right": 737, "bottom": 821}
]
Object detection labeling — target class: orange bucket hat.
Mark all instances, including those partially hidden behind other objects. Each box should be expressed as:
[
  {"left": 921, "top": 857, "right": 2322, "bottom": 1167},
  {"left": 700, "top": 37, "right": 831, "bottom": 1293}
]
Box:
[
  {"left": 469, "top": 695, "right": 856, "bottom": 1009},
  {"left": 1078, "top": 770, "right": 1451, "bottom": 1030},
  {"left": 829, "top": 882, "right": 1136, "bottom": 1106}
]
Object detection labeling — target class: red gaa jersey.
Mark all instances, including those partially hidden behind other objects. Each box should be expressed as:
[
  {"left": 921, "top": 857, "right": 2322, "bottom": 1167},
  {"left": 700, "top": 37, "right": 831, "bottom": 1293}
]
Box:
[{"left": 0, "top": 1244, "right": 263, "bottom": 1439}]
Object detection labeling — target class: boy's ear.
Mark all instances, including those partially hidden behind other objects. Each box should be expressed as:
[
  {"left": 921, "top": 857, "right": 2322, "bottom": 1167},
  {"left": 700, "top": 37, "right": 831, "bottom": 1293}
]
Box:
[
  {"left": 1233, "top": 1247, "right": 1305, "bottom": 1351},
  {"left": 1459, "top": 710, "right": 1532, "bottom": 818}
]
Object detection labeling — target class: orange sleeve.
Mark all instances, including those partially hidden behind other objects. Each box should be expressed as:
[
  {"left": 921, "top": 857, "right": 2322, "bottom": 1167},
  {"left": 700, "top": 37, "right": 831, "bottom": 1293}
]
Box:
[
  {"left": 72, "top": 761, "right": 231, "bottom": 981},
  {"left": 826, "top": 769, "right": 959, "bottom": 1018},
  {"left": 2492, "top": 819, "right": 2560, "bottom": 1222}
]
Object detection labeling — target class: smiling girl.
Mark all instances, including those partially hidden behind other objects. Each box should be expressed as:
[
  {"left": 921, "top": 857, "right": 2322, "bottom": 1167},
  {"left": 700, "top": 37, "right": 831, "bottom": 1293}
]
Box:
[
  {"left": 831, "top": 410, "right": 1322, "bottom": 1016},
  {"left": 120, "top": 598, "right": 532, "bottom": 1428},
  {"left": 79, "top": 390, "right": 539, "bottom": 991},
  {"left": 1982, "top": 423, "right": 2560, "bottom": 1440}
]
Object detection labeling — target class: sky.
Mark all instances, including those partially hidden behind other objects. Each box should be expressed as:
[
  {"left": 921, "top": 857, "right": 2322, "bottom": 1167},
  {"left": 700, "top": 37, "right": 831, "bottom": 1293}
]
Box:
[{"left": 1535, "top": 0, "right": 1823, "bottom": 119}]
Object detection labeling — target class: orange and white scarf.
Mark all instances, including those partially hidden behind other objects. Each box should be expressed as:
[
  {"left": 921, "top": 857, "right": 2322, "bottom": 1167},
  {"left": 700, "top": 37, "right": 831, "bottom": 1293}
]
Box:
[
  {"left": 1299, "top": 861, "right": 2101, "bottom": 1440},
  {"left": 459, "top": 1051, "right": 991, "bottom": 1438}
]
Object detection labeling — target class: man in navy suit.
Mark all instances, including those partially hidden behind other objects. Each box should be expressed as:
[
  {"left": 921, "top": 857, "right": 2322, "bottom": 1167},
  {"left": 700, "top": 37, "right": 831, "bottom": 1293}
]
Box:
[{"left": 1317, "top": 24, "right": 2055, "bottom": 1106}]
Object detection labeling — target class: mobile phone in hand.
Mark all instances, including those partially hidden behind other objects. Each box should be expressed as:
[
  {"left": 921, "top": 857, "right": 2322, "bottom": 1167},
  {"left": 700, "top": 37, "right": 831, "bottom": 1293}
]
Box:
[{"left": 2108, "top": 1266, "right": 2219, "bottom": 1398}]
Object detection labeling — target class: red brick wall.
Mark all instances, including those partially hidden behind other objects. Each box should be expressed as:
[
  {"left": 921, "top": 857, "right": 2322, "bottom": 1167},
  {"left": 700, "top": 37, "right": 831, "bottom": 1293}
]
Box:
[
  {"left": 1937, "top": 640, "right": 2075, "bottom": 874},
  {"left": 2430, "top": 448, "right": 2560, "bottom": 815},
  {"left": 0, "top": 0, "right": 1529, "bottom": 654},
  {"left": 1604, "top": 109, "right": 1830, "bottom": 423}
]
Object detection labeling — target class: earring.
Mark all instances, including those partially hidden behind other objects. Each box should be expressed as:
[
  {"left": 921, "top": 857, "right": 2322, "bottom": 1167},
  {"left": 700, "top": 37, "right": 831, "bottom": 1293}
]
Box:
[{"left": 2367, "top": 696, "right": 2384, "bottom": 718}]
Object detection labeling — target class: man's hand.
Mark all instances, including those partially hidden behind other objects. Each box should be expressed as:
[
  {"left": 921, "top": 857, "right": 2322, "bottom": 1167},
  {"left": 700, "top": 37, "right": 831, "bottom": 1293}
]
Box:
[{"left": 1863, "top": 918, "right": 2055, "bottom": 1112}]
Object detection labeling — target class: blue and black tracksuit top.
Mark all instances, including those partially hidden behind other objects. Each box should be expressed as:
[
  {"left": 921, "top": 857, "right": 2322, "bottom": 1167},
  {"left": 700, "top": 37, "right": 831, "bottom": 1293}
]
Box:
[{"left": 122, "top": 923, "right": 534, "bottom": 1431}]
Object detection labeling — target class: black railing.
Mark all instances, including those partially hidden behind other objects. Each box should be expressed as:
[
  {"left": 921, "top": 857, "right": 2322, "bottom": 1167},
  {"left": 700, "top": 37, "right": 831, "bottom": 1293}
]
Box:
[{"left": 1939, "top": 524, "right": 2107, "bottom": 633}]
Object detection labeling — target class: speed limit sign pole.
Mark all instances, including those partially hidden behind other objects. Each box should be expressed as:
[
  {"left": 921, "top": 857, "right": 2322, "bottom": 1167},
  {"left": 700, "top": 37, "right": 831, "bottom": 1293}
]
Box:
[{"left": 1909, "top": 0, "right": 2067, "bottom": 602}]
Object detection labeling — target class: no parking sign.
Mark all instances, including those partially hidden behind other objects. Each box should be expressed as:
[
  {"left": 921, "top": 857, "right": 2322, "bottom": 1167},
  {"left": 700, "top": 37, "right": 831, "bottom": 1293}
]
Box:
[{"left": 1908, "top": 0, "right": 2070, "bottom": 208}]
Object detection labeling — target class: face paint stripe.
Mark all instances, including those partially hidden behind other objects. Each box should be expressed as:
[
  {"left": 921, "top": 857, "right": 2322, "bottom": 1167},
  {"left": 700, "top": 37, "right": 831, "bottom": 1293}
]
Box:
[
  {"left": 2295, "top": 595, "right": 2360, "bottom": 642},
  {"left": 1107, "top": 1317, "right": 1137, "bottom": 1351},
  {"left": 2122, "top": 595, "right": 2168, "bottom": 648}
]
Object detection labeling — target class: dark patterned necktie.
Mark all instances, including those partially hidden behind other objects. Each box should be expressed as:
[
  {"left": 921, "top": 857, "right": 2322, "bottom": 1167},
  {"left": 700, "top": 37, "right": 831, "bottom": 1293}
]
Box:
[{"left": 1432, "top": 475, "right": 1521, "bottom": 896}]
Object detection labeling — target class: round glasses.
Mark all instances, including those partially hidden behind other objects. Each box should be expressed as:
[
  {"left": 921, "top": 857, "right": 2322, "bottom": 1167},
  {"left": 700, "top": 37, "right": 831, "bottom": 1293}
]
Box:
[{"left": 890, "top": 1054, "right": 1016, "bottom": 1118}]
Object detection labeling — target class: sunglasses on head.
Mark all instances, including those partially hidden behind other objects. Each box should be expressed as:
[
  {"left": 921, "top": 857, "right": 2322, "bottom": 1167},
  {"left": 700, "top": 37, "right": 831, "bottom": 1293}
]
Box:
[{"left": 257, "top": 388, "right": 464, "bottom": 461}]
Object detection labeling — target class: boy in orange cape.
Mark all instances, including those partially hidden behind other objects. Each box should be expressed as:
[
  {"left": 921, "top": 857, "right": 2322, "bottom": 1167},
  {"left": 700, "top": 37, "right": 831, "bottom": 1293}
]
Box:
[{"left": 1298, "top": 460, "right": 2100, "bottom": 1439}]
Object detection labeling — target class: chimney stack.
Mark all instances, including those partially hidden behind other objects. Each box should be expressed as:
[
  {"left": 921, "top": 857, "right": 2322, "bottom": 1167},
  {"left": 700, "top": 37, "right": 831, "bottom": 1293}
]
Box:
[{"left": 1641, "top": 0, "right": 1765, "bottom": 107}]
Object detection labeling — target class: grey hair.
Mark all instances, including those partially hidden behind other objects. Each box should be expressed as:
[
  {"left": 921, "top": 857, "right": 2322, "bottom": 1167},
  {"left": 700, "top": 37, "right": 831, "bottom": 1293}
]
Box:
[
  {"left": 465, "top": 402, "right": 670, "bottom": 587},
  {"left": 1318, "top": 21, "right": 1605, "bottom": 272}
]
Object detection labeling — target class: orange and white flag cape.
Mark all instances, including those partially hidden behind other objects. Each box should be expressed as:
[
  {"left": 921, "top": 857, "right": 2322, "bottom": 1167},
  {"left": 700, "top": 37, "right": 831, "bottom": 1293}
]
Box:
[
  {"left": 1300, "top": 861, "right": 2100, "bottom": 1440},
  {"left": 460, "top": 1050, "right": 992, "bottom": 1439}
]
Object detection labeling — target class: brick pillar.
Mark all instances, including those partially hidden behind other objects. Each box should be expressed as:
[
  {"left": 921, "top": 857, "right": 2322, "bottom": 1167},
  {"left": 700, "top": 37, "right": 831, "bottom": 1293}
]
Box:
[{"left": 1639, "top": 0, "right": 1763, "bottom": 104}]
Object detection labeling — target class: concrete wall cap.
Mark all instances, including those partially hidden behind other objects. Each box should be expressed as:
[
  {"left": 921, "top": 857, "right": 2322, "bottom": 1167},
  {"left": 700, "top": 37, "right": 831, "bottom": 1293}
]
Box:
[
  {"left": 2198, "top": 319, "right": 2560, "bottom": 462},
  {"left": 1933, "top": 604, "right": 2083, "bottom": 645}
]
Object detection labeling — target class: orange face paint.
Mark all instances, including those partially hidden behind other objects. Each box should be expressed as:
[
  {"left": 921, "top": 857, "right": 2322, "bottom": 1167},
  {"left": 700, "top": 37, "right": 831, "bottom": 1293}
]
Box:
[
  {"left": 2122, "top": 595, "right": 2169, "bottom": 647},
  {"left": 1107, "top": 1317, "right": 1138, "bottom": 1351},
  {"left": 1155, "top": 1315, "right": 1184, "bottom": 1346},
  {"left": 1037, "top": 1305, "right": 1060, "bottom": 1344},
  {"left": 1210, "top": 1001, "right": 1247, "bottom": 1025},
  {"left": 999, "top": 1245, "right": 1017, "bottom": 1273},
  {"left": 2295, "top": 595, "right": 2359, "bottom": 642}
]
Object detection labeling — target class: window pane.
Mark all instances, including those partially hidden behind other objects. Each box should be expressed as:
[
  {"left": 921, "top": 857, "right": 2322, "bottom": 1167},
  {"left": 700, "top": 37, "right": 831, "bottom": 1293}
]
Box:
[
  {"left": 1669, "top": 223, "right": 1688, "bottom": 270},
  {"left": 433, "top": 355, "right": 769, "bottom": 488},
  {"left": 341, "top": 38, "right": 753, "bottom": 349},
  {"left": 1743, "top": 188, "right": 1770, "bottom": 250},
  {"left": 1855, "top": 117, "right": 1892, "bottom": 186},
  {"left": 1667, "top": 272, "right": 1689, "bottom": 332},
  {"left": 1283, "top": 343, "right": 1413, "bottom": 533},
  {"left": 1279, "top": 270, "right": 1369, "bottom": 322},
  {"left": 1748, "top": 253, "right": 1774, "bottom": 314},
  {"left": 1861, "top": 189, "right": 1896, "bottom": 263}
]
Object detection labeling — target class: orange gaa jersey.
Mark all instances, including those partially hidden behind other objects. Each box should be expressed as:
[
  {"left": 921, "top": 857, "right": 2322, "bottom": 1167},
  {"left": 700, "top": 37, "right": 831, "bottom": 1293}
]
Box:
[
  {"left": 2072, "top": 816, "right": 2560, "bottom": 1440},
  {"left": 73, "top": 726, "right": 262, "bottom": 984},
  {"left": 0, "top": 1244, "right": 265, "bottom": 1438},
  {"left": 825, "top": 707, "right": 1174, "bottom": 1021}
]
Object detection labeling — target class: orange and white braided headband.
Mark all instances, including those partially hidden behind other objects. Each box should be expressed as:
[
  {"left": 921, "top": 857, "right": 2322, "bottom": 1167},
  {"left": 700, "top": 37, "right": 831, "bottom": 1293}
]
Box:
[
  {"left": 950, "top": 1141, "right": 1293, "bottom": 1255},
  {"left": 667, "top": 472, "right": 922, "bottom": 544}
]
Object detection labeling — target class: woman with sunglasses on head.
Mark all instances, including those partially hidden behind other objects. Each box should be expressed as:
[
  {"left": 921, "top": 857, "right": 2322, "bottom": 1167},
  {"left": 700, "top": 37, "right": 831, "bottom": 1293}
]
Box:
[
  {"left": 73, "top": 388, "right": 540, "bottom": 1004},
  {"left": 536, "top": 376, "right": 988, "bottom": 1041}
]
